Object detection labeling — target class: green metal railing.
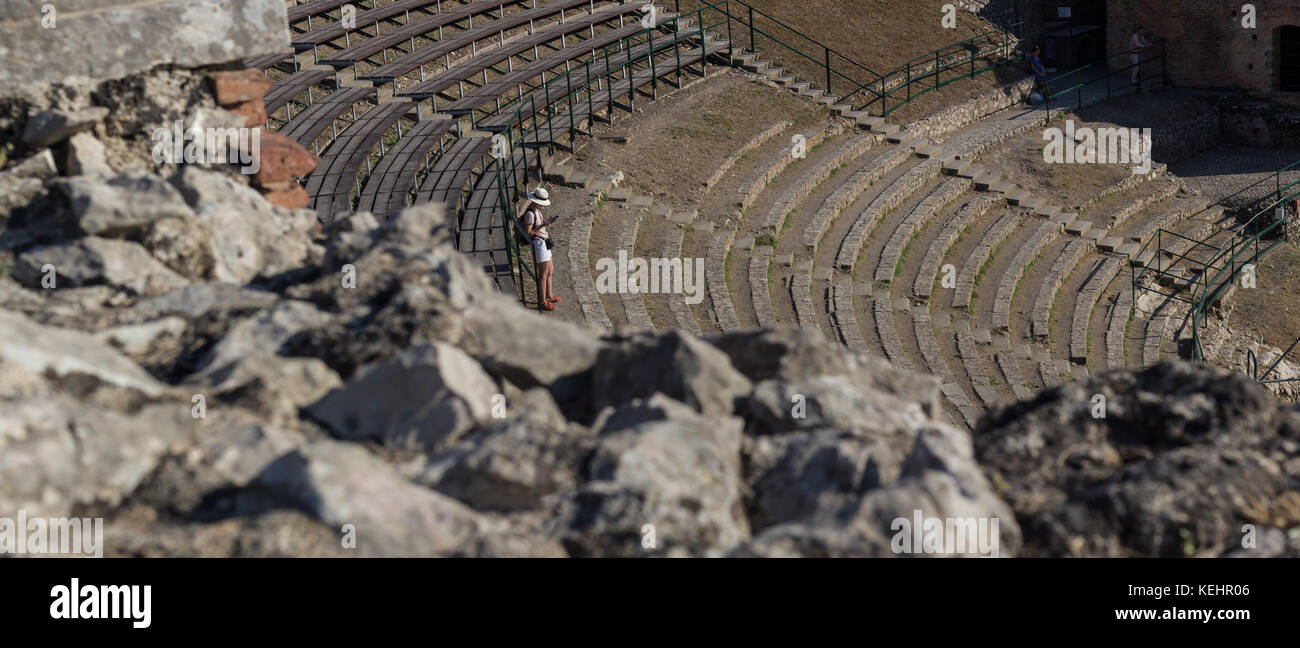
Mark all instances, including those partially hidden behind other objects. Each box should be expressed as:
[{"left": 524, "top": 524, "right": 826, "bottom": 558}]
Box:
[
  {"left": 487, "top": 1, "right": 734, "bottom": 307},
  {"left": 1042, "top": 40, "right": 1167, "bottom": 117},
  {"left": 478, "top": 1, "right": 1029, "bottom": 305},
  {"left": 872, "top": 21, "right": 1023, "bottom": 117},
  {"left": 676, "top": 0, "right": 883, "bottom": 107},
  {"left": 1188, "top": 190, "right": 1295, "bottom": 364}
]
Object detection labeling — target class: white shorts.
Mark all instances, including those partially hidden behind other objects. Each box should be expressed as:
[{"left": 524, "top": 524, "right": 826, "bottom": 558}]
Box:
[{"left": 531, "top": 238, "right": 552, "bottom": 263}]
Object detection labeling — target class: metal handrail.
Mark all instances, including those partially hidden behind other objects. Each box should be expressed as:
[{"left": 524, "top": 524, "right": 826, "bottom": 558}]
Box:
[
  {"left": 480, "top": 1, "right": 1026, "bottom": 304},
  {"left": 1189, "top": 190, "right": 1297, "bottom": 363},
  {"left": 1042, "top": 40, "right": 1168, "bottom": 116}
]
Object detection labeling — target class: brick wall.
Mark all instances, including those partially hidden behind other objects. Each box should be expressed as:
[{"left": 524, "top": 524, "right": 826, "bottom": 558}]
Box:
[{"left": 1107, "top": 0, "right": 1300, "bottom": 94}]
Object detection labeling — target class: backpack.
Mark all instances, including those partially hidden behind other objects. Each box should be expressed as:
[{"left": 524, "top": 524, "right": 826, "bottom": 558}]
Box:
[{"left": 516, "top": 208, "right": 538, "bottom": 247}]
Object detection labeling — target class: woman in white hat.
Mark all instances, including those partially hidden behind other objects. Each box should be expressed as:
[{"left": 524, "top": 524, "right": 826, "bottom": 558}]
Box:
[{"left": 521, "top": 187, "right": 560, "bottom": 310}]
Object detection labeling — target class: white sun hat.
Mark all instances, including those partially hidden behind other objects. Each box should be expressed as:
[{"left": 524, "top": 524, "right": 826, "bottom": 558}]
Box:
[{"left": 526, "top": 187, "right": 551, "bottom": 206}]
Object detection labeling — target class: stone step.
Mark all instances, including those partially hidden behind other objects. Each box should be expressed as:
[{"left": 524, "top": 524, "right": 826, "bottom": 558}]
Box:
[
  {"left": 1019, "top": 196, "right": 1046, "bottom": 210},
  {"left": 915, "top": 144, "right": 943, "bottom": 158},
  {"left": 873, "top": 122, "right": 900, "bottom": 136},
  {"left": 1005, "top": 189, "right": 1028, "bottom": 205},
  {"left": 1116, "top": 241, "right": 1139, "bottom": 257},
  {"left": 988, "top": 180, "right": 1016, "bottom": 194},
  {"left": 1064, "top": 219, "right": 1092, "bottom": 236},
  {"left": 973, "top": 172, "right": 1000, "bottom": 190},
  {"left": 1082, "top": 227, "right": 1107, "bottom": 242},
  {"left": 955, "top": 165, "right": 982, "bottom": 179},
  {"left": 857, "top": 114, "right": 884, "bottom": 129},
  {"left": 1052, "top": 211, "right": 1077, "bottom": 229},
  {"left": 829, "top": 103, "right": 855, "bottom": 115},
  {"left": 942, "top": 158, "right": 970, "bottom": 174},
  {"left": 1034, "top": 204, "right": 1062, "bottom": 219},
  {"left": 1096, "top": 235, "right": 1123, "bottom": 252},
  {"left": 775, "top": 74, "right": 798, "bottom": 85},
  {"left": 742, "top": 59, "right": 771, "bottom": 73},
  {"left": 668, "top": 208, "right": 697, "bottom": 224},
  {"left": 885, "top": 129, "right": 911, "bottom": 143},
  {"left": 800, "top": 87, "right": 825, "bottom": 100}
]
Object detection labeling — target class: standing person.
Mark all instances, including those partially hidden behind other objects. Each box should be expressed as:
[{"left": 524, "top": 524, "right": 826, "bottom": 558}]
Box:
[
  {"left": 1129, "top": 26, "right": 1152, "bottom": 85},
  {"left": 1028, "top": 45, "right": 1050, "bottom": 100},
  {"left": 521, "top": 187, "right": 560, "bottom": 311}
]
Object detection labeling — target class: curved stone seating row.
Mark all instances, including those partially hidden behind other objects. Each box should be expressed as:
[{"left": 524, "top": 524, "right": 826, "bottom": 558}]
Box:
[
  {"left": 662, "top": 227, "right": 704, "bottom": 335},
  {"left": 1143, "top": 315, "right": 1169, "bottom": 366},
  {"left": 1104, "top": 286, "right": 1133, "bottom": 370},
  {"left": 616, "top": 204, "right": 655, "bottom": 332},
  {"left": 706, "top": 229, "right": 740, "bottom": 330},
  {"left": 1030, "top": 239, "right": 1086, "bottom": 340},
  {"left": 990, "top": 219, "right": 1059, "bottom": 330},
  {"left": 952, "top": 209, "right": 1019, "bottom": 310},
  {"left": 831, "top": 277, "right": 867, "bottom": 352},
  {"left": 955, "top": 329, "right": 998, "bottom": 408},
  {"left": 1102, "top": 177, "right": 1180, "bottom": 232},
  {"left": 1068, "top": 256, "right": 1123, "bottom": 364},
  {"left": 872, "top": 298, "right": 911, "bottom": 371},
  {"left": 570, "top": 208, "right": 615, "bottom": 333},
  {"left": 994, "top": 352, "right": 1035, "bottom": 400},
  {"left": 749, "top": 248, "right": 777, "bottom": 328},
  {"left": 875, "top": 177, "right": 968, "bottom": 283},
  {"left": 790, "top": 261, "right": 819, "bottom": 336},
  {"left": 798, "top": 143, "right": 912, "bottom": 251},
  {"left": 735, "top": 122, "right": 843, "bottom": 213},
  {"left": 762, "top": 131, "right": 877, "bottom": 231},
  {"left": 707, "top": 120, "right": 791, "bottom": 191},
  {"left": 912, "top": 193, "right": 996, "bottom": 299},
  {"left": 913, "top": 311, "right": 983, "bottom": 428},
  {"left": 834, "top": 158, "right": 941, "bottom": 271}
]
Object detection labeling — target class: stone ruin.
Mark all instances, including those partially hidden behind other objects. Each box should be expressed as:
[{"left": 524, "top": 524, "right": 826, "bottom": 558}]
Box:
[{"left": 0, "top": 0, "right": 1296, "bottom": 557}]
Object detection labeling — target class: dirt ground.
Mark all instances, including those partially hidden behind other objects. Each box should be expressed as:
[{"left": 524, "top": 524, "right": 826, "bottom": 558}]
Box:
[
  {"left": 580, "top": 72, "right": 825, "bottom": 202},
  {"left": 1226, "top": 240, "right": 1300, "bottom": 361}
]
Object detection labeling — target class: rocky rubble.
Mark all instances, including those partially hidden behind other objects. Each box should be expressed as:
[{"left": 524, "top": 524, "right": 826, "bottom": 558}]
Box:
[{"left": 1, "top": 66, "right": 1297, "bottom": 559}]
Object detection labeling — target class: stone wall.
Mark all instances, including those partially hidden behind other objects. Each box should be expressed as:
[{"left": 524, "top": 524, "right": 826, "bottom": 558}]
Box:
[
  {"left": 0, "top": 0, "right": 289, "bottom": 96},
  {"left": 906, "top": 76, "right": 1035, "bottom": 142}
]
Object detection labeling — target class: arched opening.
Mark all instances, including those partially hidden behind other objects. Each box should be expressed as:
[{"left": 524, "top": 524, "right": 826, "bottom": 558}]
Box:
[{"left": 1277, "top": 25, "right": 1300, "bottom": 91}]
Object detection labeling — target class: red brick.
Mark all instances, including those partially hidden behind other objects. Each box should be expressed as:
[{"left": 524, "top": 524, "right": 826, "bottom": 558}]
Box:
[
  {"left": 209, "top": 69, "right": 272, "bottom": 105},
  {"left": 1105, "top": 0, "right": 1300, "bottom": 94},
  {"left": 250, "top": 131, "right": 319, "bottom": 186},
  {"left": 259, "top": 181, "right": 311, "bottom": 210},
  {"left": 227, "top": 97, "right": 267, "bottom": 128}
]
